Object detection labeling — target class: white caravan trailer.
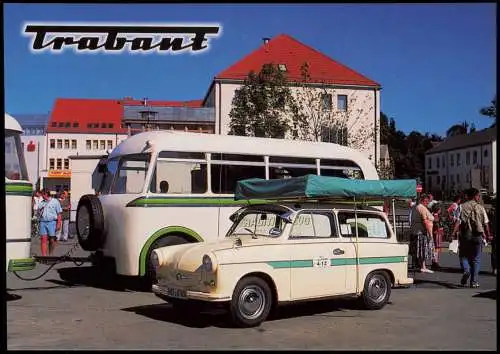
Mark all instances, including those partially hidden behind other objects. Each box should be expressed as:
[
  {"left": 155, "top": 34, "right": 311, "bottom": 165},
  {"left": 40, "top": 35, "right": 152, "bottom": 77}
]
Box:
[{"left": 75, "top": 131, "right": 379, "bottom": 280}]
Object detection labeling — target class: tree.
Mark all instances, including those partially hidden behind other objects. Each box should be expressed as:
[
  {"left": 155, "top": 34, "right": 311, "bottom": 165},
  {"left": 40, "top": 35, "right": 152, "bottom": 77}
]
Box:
[
  {"left": 228, "top": 64, "right": 296, "bottom": 138},
  {"left": 479, "top": 95, "right": 496, "bottom": 126},
  {"left": 291, "top": 63, "right": 375, "bottom": 154},
  {"left": 446, "top": 120, "right": 475, "bottom": 138}
]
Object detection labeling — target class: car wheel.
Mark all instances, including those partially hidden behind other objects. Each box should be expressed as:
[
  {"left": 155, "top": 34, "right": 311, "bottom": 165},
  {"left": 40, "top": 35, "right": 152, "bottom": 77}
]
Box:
[
  {"left": 145, "top": 235, "right": 189, "bottom": 284},
  {"left": 229, "top": 276, "right": 273, "bottom": 328},
  {"left": 361, "top": 271, "right": 391, "bottom": 310},
  {"left": 76, "top": 194, "right": 105, "bottom": 251}
]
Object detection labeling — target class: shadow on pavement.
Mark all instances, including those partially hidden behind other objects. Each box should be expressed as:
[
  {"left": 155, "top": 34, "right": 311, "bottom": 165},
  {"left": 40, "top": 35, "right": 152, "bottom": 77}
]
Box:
[
  {"left": 122, "top": 298, "right": 361, "bottom": 329},
  {"left": 56, "top": 266, "right": 151, "bottom": 293},
  {"left": 6, "top": 293, "right": 22, "bottom": 302},
  {"left": 7, "top": 283, "right": 84, "bottom": 292},
  {"left": 431, "top": 266, "right": 493, "bottom": 276},
  {"left": 412, "top": 279, "right": 464, "bottom": 289},
  {"left": 472, "top": 290, "right": 496, "bottom": 300}
]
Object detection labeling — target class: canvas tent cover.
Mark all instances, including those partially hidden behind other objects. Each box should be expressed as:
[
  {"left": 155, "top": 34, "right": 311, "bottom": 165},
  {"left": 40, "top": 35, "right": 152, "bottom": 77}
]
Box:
[{"left": 234, "top": 174, "right": 417, "bottom": 201}]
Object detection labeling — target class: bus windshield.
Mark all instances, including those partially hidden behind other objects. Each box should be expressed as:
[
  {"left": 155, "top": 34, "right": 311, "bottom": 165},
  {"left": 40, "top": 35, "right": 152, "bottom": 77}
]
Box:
[
  {"left": 100, "top": 154, "right": 151, "bottom": 195},
  {"left": 5, "top": 130, "right": 29, "bottom": 181}
]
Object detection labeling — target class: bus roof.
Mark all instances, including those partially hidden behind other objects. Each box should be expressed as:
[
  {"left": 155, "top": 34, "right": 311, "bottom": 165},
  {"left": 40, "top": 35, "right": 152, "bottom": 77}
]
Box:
[
  {"left": 110, "top": 131, "right": 379, "bottom": 179},
  {"left": 5, "top": 113, "right": 23, "bottom": 133}
]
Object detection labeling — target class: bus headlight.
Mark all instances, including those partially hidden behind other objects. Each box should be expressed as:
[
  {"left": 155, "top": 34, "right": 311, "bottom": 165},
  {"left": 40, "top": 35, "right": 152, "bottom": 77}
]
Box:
[
  {"left": 151, "top": 250, "right": 160, "bottom": 270},
  {"left": 202, "top": 254, "right": 213, "bottom": 272}
]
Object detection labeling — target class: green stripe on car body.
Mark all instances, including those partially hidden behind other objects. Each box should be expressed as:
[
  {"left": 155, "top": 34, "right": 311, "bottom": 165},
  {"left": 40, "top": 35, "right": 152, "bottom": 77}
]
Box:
[
  {"left": 264, "top": 256, "right": 405, "bottom": 269},
  {"left": 5, "top": 182, "right": 33, "bottom": 196}
]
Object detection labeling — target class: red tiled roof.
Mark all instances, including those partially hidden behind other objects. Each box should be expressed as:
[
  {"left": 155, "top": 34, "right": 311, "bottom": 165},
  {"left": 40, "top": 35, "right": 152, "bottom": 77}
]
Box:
[
  {"left": 216, "top": 34, "right": 380, "bottom": 87},
  {"left": 120, "top": 99, "right": 203, "bottom": 108},
  {"left": 47, "top": 98, "right": 204, "bottom": 133},
  {"left": 47, "top": 98, "right": 126, "bottom": 134}
]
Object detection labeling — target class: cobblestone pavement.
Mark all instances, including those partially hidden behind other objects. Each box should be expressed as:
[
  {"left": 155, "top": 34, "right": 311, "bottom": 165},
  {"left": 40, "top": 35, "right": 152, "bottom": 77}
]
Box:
[{"left": 7, "top": 239, "right": 497, "bottom": 350}]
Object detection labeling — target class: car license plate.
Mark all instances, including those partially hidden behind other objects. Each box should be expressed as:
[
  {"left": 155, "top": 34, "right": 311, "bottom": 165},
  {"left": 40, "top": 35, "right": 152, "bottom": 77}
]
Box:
[{"left": 165, "top": 287, "right": 187, "bottom": 299}]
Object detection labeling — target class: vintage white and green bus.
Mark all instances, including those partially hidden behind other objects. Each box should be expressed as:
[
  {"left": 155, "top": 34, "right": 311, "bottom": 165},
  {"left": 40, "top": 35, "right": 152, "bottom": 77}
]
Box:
[
  {"left": 5, "top": 113, "right": 35, "bottom": 273},
  {"left": 75, "top": 130, "right": 379, "bottom": 281}
]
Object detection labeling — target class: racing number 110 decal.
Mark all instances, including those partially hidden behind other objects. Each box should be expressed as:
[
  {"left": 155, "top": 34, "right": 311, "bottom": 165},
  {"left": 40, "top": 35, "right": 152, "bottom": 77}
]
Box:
[{"left": 313, "top": 256, "right": 330, "bottom": 268}]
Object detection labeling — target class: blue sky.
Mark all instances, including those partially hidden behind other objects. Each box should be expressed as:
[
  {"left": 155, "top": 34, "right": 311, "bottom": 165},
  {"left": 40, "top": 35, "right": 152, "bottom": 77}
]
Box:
[{"left": 4, "top": 3, "right": 496, "bottom": 137}]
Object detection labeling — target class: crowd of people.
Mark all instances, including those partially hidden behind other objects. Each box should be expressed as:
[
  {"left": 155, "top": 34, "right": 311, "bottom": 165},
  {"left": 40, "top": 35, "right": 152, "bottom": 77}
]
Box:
[
  {"left": 409, "top": 188, "right": 496, "bottom": 288},
  {"left": 32, "top": 189, "right": 72, "bottom": 256}
]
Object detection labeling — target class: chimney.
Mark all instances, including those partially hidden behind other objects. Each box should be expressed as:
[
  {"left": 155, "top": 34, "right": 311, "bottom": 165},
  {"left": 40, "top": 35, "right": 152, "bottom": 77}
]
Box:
[{"left": 263, "top": 37, "right": 270, "bottom": 45}]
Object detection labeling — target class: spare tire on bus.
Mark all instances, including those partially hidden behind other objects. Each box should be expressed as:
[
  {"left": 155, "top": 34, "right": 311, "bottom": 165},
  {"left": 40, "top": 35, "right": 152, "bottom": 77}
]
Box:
[{"left": 76, "top": 194, "right": 105, "bottom": 251}]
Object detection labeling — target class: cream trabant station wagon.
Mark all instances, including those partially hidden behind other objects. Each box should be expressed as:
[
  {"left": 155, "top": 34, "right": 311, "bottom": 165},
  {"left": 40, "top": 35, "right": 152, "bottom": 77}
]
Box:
[{"left": 151, "top": 175, "right": 415, "bottom": 327}]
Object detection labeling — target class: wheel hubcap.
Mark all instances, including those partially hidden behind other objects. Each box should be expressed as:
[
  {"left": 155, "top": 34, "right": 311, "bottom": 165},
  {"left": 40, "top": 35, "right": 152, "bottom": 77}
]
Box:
[
  {"left": 368, "top": 275, "right": 387, "bottom": 303},
  {"left": 238, "top": 285, "right": 266, "bottom": 320}
]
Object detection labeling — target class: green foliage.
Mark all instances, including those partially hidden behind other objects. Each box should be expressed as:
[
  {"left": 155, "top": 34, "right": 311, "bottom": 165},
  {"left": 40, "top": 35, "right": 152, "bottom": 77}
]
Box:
[
  {"left": 228, "top": 64, "right": 296, "bottom": 138},
  {"left": 479, "top": 95, "right": 497, "bottom": 119}
]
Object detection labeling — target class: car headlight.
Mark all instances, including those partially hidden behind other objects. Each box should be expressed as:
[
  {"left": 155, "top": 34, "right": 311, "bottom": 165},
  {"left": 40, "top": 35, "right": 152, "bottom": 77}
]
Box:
[
  {"left": 151, "top": 250, "right": 160, "bottom": 270},
  {"left": 202, "top": 254, "right": 213, "bottom": 272}
]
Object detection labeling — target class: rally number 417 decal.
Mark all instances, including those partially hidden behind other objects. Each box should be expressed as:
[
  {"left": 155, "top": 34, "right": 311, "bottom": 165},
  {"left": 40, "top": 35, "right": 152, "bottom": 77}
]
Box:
[{"left": 313, "top": 256, "right": 330, "bottom": 268}]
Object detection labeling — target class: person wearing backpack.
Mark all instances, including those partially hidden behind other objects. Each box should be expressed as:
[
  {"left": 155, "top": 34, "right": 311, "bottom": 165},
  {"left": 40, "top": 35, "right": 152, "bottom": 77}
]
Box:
[{"left": 458, "top": 188, "right": 488, "bottom": 288}]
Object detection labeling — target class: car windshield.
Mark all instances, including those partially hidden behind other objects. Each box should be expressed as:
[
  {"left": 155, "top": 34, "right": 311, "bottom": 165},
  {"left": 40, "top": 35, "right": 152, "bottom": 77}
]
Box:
[{"left": 226, "top": 210, "right": 290, "bottom": 238}]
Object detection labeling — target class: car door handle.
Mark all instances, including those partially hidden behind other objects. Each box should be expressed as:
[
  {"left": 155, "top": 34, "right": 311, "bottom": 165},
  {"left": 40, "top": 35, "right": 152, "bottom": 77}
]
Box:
[{"left": 332, "top": 248, "right": 345, "bottom": 255}]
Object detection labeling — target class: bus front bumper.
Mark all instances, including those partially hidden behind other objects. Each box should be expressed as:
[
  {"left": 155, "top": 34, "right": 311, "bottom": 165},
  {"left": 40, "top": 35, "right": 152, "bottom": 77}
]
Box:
[{"left": 8, "top": 258, "right": 37, "bottom": 272}]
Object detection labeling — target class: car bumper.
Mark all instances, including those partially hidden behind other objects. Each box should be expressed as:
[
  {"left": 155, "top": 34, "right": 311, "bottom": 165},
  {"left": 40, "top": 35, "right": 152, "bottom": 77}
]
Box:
[
  {"left": 8, "top": 258, "right": 37, "bottom": 272},
  {"left": 395, "top": 277, "right": 414, "bottom": 287},
  {"left": 152, "top": 284, "right": 231, "bottom": 302}
]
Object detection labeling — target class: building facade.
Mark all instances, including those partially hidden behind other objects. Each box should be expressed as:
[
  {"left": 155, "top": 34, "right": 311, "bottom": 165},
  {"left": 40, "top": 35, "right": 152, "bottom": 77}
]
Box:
[
  {"left": 425, "top": 127, "right": 497, "bottom": 198},
  {"left": 202, "top": 34, "right": 381, "bottom": 164}
]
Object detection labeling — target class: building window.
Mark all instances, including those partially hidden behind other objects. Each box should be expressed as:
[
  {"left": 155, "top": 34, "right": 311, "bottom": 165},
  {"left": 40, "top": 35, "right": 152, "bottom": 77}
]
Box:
[
  {"left": 65, "top": 122, "right": 71, "bottom": 128},
  {"left": 50, "top": 139, "right": 55, "bottom": 149},
  {"left": 64, "top": 139, "right": 70, "bottom": 149},
  {"left": 71, "top": 140, "right": 77, "bottom": 149},
  {"left": 466, "top": 173, "right": 469, "bottom": 183},
  {"left": 86, "top": 140, "right": 91, "bottom": 150},
  {"left": 57, "top": 139, "right": 62, "bottom": 149},
  {"left": 450, "top": 154, "right": 454, "bottom": 167},
  {"left": 321, "top": 93, "right": 332, "bottom": 110},
  {"left": 100, "top": 140, "right": 105, "bottom": 150},
  {"left": 436, "top": 157, "right": 440, "bottom": 169},
  {"left": 58, "top": 122, "right": 64, "bottom": 127},
  {"left": 49, "top": 158, "right": 55, "bottom": 170},
  {"left": 456, "top": 153, "right": 461, "bottom": 166},
  {"left": 93, "top": 123, "right": 99, "bottom": 128},
  {"left": 107, "top": 140, "right": 113, "bottom": 150},
  {"left": 473, "top": 150, "right": 477, "bottom": 164},
  {"left": 51, "top": 122, "right": 57, "bottom": 127},
  {"left": 109, "top": 123, "right": 114, "bottom": 128},
  {"left": 56, "top": 158, "right": 62, "bottom": 170},
  {"left": 457, "top": 174, "right": 460, "bottom": 183},
  {"left": 484, "top": 149, "right": 488, "bottom": 157},
  {"left": 451, "top": 175, "right": 454, "bottom": 184},
  {"left": 442, "top": 155, "right": 445, "bottom": 167},
  {"left": 101, "top": 123, "right": 107, "bottom": 128},
  {"left": 337, "top": 95, "right": 347, "bottom": 111},
  {"left": 73, "top": 122, "right": 79, "bottom": 128},
  {"left": 64, "top": 159, "right": 69, "bottom": 170},
  {"left": 437, "top": 176, "right": 441, "bottom": 184},
  {"left": 466, "top": 151, "right": 470, "bottom": 165},
  {"left": 93, "top": 140, "right": 98, "bottom": 150},
  {"left": 87, "top": 123, "right": 92, "bottom": 128}
]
